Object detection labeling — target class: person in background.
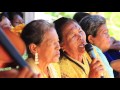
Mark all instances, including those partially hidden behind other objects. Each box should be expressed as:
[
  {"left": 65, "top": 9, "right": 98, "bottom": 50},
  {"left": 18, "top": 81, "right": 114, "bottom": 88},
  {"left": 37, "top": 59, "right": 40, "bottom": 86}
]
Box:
[
  {"left": 53, "top": 17, "right": 112, "bottom": 78},
  {"left": 74, "top": 13, "right": 114, "bottom": 78},
  {"left": 73, "top": 12, "right": 90, "bottom": 23},
  {"left": 8, "top": 12, "right": 24, "bottom": 27},
  {"left": 79, "top": 15, "right": 118, "bottom": 77},
  {"left": 21, "top": 19, "right": 61, "bottom": 78},
  {"left": 110, "top": 37, "right": 120, "bottom": 50},
  {"left": 7, "top": 12, "right": 25, "bottom": 35},
  {"left": 73, "top": 12, "right": 120, "bottom": 51},
  {"left": 0, "top": 12, "right": 12, "bottom": 30},
  {"left": 0, "top": 28, "right": 38, "bottom": 78}
]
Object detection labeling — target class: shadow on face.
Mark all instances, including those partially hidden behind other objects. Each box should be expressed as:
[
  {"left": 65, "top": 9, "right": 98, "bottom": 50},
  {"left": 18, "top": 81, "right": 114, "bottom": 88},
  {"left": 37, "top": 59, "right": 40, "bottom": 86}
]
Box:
[
  {"left": 12, "top": 15, "right": 24, "bottom": 27},
  {"left": 61, "top": 21, "right": 87, "bottom": 55},
  {"left": 0, "top": 17, "right": 12, "bottom": 30}
]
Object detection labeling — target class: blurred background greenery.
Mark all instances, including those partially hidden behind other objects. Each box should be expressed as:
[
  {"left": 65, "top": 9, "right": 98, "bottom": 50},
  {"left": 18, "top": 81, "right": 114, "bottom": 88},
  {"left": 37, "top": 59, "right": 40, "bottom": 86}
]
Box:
[{"left": 43, "top": 12, "right": 120, "bottom": 40}]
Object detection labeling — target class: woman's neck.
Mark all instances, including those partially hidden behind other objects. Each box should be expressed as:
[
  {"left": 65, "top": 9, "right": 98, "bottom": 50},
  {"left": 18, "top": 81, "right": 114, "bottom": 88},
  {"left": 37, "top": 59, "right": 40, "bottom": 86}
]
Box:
[
  {"left": 66, "top": 51, "right": 83, "bottom": 62},
  {"left": 37, "top": 59, "right": 49, "bottom": 77}
]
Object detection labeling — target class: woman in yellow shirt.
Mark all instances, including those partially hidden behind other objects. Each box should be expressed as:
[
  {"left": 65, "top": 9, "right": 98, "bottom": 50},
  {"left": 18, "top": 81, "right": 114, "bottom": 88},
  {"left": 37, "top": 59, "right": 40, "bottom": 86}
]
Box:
[
  {"left": 54, "top": 17, "right": 110, "bottom": 78},
  {"left": 21, "top": 20, "right": 61, "bottom": 78}
]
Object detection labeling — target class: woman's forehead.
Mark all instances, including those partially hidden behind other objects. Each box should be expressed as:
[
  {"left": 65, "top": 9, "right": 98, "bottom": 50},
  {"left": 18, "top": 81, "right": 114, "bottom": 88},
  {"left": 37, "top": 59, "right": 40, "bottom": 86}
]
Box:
[
  {"left": 43, "top": 28, "right": 58, "bottom": 40},
  {"left": 62, "top": 21, "right": 79, "bottom": 34},
  {"left": 97, "top": 24, "right": 108, "bottom": 34}
]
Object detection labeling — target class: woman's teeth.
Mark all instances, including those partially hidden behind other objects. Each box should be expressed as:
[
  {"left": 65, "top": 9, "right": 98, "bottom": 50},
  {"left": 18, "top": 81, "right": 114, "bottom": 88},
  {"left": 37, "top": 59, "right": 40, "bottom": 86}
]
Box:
[{"left": 79, "top": 45, "right": 84, "bottom": 47}]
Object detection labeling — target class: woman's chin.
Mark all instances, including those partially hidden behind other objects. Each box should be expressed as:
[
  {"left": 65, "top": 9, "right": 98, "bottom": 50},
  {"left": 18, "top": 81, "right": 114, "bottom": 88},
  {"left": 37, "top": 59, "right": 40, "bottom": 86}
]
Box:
[
  {"left": 52, "top": 58, "right": 59, "bottom": 63},
  {"left": 78, "top": 48, "right": 85, "bottom": 54}
]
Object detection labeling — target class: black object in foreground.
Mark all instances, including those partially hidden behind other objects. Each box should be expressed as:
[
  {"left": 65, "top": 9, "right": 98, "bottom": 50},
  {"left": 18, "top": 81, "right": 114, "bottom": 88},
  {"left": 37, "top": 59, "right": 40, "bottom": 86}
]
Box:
[
  {"left": 85, "top": 43, "right": 96, "bottom": 59},
  {"left": 85, "top": 43, "right": 104, "bottom": 78}
]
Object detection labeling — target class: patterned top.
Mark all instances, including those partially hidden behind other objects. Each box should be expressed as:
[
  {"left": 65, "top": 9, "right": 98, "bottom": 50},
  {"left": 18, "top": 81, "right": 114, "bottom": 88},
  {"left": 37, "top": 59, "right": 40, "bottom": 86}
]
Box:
[
  {"left": 26, "top": 58, "right": 61, "bottom": 78},
  {"left": 59, "top": 47, "right": 111, "bottom": 78}
]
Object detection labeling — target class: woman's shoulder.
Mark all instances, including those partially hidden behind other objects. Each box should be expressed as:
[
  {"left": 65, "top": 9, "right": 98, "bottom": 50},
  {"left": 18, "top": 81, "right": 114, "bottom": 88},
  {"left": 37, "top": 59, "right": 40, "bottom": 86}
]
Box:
[
  {"left": 49, "top": 62, "right": 60, "bottom": 70},
  {"left": 26, "top": 58, "right": 40, "bottom": 74},
  {"left": 48, "top": 63, "right": 61, "bottom": 78}
]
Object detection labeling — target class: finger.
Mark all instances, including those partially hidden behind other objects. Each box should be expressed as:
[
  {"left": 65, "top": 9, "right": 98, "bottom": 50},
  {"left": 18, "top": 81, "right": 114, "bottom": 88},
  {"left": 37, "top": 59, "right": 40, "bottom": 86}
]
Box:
[
  {"left": 96, "top": 66, "right": 104, "bottom": 76},
  {"left": 92, "top": 61, "right": 102, "bottom": 69},
  {"left": 96, "top": 65, "right": 104, "bottom": 71},
  {"left": 91, "top": 59, "right": 97, "bottom": 64},
  {"left": 91, "top": 60, "right": 102, "bottom": 69}
]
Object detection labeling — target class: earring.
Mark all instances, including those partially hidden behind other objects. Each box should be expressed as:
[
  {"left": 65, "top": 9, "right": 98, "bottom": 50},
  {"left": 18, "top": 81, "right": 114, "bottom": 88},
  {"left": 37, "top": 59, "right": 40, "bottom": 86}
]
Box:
[{"left": 35, "top": 52, "right": 39, "bottom": 64}]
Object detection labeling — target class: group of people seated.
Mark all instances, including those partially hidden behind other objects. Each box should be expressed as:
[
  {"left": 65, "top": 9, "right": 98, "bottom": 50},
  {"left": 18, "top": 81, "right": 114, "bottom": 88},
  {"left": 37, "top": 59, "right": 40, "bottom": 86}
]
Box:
[{"left": 0, "top": 12, "right": 120, "bottom": 78}]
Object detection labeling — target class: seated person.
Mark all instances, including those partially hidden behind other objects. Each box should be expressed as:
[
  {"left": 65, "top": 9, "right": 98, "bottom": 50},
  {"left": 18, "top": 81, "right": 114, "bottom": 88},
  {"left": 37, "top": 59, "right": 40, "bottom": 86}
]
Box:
[
  {"left": 0, "top": 12, "right": 12, "bottom": 30},
  {"left": 8, "top": 12, "right": 24, "bottom": 27},
  {"left": 110, "top": 37, "right": 120, "bottom": 50},
  {"left": 73, "top": 12, "right": 90, "bottom": 23},
  {"left": 0, "top": 28, "right": 38, "bottom": 78},
  {"left": 21, "top": 20, "right": 61, "bottom": 78},
  {"left": 7, "top": 12, "right": 25, "bottom": 35},
  {"left": 73, "top": 12, "right": 120, "bottom": 51},
  {"left": 54, "top": 17, "right": 112, "bottom": 78},
  {"left": 79, "top": 15, "right": 119, "bottom": 77}
]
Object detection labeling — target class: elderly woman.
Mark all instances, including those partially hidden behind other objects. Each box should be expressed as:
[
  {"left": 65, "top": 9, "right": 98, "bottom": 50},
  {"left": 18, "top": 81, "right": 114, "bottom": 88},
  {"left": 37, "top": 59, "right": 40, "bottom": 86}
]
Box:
[
  {"left": 73, "top": 12, "right": 120, "bottom": 51},
  {"left": 79, "top": 15, "right": 116, "bottom": 77},
  {"left": 21, "top": 20, "right": 61, "bottom": 78},
  {"left": 53, "top": 17, "right": 112, "bottom": 78}
]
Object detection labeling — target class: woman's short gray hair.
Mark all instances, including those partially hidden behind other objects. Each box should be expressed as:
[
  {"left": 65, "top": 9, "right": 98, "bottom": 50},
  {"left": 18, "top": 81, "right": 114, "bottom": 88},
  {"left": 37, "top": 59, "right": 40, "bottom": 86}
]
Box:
[{"left": 79, "top": 15, "right": 106, "bottom": 43}]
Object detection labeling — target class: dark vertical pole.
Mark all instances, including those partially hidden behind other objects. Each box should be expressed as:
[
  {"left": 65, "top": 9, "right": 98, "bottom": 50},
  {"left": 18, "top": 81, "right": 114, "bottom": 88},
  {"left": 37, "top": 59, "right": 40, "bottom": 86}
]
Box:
[{"left": 0, "top": 28, "right": 30, "bottom": 68}]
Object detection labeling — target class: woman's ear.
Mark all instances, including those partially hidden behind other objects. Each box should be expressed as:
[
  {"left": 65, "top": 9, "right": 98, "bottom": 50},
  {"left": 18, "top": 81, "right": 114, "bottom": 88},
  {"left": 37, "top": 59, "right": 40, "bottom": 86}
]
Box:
[
  {"left": 29, "top": 43, "right": 37, "bottom": 55},
  {"left": 88, "top": 35, "right": 94, "bottom": 44}
]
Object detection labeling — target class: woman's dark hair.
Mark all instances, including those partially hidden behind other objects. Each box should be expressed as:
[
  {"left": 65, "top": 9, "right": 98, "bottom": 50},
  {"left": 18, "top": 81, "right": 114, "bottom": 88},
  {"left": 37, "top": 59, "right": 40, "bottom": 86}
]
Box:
[
  {"left": 0, "top": 12, "right": 9, "bottom": 21},
  {"left": 21, "top": 19, "right": 54, "bottom": 57},
  {"left": 54, "top": 17, "right": 77, "bottom": 43},
  {"left": 73, "top": 12, "right": 90, "bottom": 23},
  {"left": 7, "top": 12, "right": 23, "bottom": 21},
  {"left": 79, "top": 15, "right": 106, "bottom": 43}
]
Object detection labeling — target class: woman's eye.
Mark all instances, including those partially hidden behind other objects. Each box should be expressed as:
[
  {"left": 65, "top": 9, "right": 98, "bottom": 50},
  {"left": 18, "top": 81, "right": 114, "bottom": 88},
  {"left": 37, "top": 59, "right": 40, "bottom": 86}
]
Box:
[
  {"left": 72, "top": 34, "right": 75, "bottom": 38},
  {"left": 79, "top": 31, "right": 82, "bottom": 34},
  {"left": 104, "top": 32, "right": 107, "bottom": 35}
]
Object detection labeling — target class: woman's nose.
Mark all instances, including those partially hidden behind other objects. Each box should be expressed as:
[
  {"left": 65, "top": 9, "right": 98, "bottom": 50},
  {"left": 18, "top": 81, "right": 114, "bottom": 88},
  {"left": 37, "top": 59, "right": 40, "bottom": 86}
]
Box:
[
  {"left": 56, "top": 42, "right": 60, "bottom": 50},
  {"left": 78, "top": 33, "right": 83, "bottom": 40}
]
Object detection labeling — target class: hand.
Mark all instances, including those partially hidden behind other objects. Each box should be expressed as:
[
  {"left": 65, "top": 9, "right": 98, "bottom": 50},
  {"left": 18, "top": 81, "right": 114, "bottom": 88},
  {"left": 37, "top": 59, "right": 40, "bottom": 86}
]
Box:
[
  {"left": 89, "top": 58, "right": 104, "bottom": 78},
  {"left": 0, "top": 67, "right": 40, "bottom": 78},
  {"left": 110, "top": 37, "right": 120, "bottom": 50},
  {"left": 110, "top": 41, "right": 120, "bottom": 50}
]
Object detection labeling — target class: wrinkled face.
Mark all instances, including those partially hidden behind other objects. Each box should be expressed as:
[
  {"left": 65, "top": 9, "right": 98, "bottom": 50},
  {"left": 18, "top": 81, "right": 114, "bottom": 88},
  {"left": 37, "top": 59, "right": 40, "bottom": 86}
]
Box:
[
  {"left": 12, "top": 15, "right": 24, "bottom": 27},
  {"left": 62, "top": 21, "right": 87, "bottom": 55},
  {"left": 37, "top": 28, "right": 60, "bottom": 63},
  {"left": 0, "top": 17, "right": 12, "bottom": 30},
  {"left": 91, "top": 24, "right": 110, "bottom": 52}
]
